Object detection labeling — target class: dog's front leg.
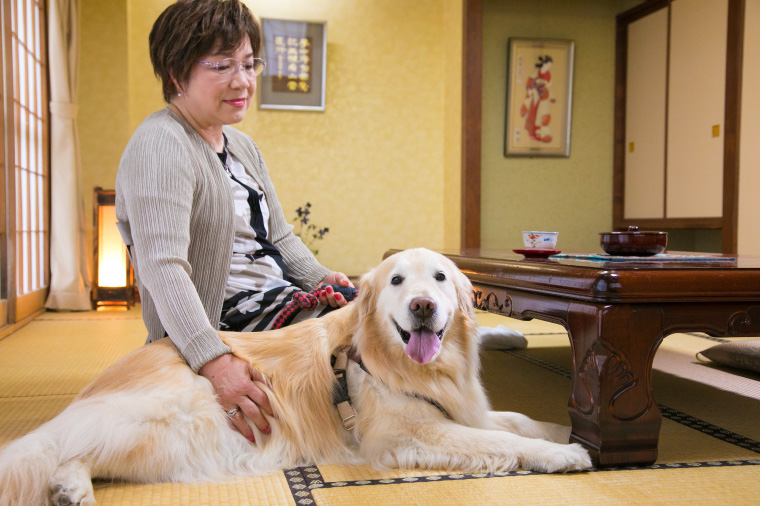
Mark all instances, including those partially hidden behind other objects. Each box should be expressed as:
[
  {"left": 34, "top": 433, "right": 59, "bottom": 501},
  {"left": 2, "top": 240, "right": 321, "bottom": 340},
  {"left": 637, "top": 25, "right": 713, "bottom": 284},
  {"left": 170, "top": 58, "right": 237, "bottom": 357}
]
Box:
[
  {"left": 362, "top": 418, "right": 591, "bottom": 474},
  {"left": 486, "top": 411, "right": 572, "bottom": 443}
]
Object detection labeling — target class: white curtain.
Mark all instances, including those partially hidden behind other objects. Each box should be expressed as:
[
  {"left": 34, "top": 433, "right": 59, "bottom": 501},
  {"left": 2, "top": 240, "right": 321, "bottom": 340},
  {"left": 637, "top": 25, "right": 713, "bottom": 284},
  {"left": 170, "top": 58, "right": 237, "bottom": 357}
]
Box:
[{"left": 45, "top": 0, "right": 91, "bottom": 310}]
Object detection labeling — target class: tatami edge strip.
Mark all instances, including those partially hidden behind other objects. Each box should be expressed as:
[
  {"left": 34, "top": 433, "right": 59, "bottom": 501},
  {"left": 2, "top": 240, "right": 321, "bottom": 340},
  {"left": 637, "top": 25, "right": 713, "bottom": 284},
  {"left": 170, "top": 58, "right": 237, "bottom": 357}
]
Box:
[
  {"left": 659, "top": 406, "right": 760, "bottom": 453},
  {"left": 684, "top": 332, "right": 726, "bottom": 342},
  {"left": 505, "top": 349, "right": 572, "bottom": 380},
  {"left": 502, "top": 349, "right": 760, "bottom": 455},
  {"left": 284, "top": 467, "right": 321, "bottom": 505},
  {"left": 283, "top": 460, "right": 760, "bottom": 501}
]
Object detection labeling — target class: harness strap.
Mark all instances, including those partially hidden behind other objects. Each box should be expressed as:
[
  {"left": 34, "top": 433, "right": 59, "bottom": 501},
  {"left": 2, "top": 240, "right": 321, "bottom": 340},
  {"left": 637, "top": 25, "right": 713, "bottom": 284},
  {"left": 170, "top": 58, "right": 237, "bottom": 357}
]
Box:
[
  {"left": 331, "top": 346, "right": 453, "bottom": 433},
  {"left": 407, "top": 392, "right": 451, "bottom": 419},
  {"left": 332, "top": 348, "right": 357, "bottom": 431}
]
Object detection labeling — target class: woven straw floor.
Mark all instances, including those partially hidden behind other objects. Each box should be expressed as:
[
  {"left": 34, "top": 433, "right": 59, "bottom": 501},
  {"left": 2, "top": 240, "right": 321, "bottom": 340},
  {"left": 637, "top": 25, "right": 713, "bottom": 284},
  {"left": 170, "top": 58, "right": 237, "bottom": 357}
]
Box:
[{"left": 1, "top": 307, "right": 758, "bottom": 505}]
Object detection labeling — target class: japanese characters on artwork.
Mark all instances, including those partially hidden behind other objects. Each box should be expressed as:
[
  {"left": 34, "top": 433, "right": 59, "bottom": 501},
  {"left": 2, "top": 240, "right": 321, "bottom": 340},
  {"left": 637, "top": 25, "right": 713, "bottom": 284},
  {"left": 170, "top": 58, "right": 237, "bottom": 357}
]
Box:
[{"left": 272, "top": 35, "right": 312, "bottom": 94}]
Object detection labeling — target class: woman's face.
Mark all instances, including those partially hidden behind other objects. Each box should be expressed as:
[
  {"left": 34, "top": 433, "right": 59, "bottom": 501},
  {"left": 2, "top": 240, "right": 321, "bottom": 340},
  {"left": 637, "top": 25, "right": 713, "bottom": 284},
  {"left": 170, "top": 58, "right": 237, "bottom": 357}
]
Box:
[{"left": 175, "top": 38, "right": 256, "bottom": 132}]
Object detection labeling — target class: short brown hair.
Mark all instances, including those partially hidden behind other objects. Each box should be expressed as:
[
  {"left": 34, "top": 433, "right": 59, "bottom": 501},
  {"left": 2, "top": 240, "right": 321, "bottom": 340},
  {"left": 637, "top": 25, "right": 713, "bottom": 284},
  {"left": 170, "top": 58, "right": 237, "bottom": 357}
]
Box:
[{"left": 149, "top": 0, "right": 261, "bottom": 102}]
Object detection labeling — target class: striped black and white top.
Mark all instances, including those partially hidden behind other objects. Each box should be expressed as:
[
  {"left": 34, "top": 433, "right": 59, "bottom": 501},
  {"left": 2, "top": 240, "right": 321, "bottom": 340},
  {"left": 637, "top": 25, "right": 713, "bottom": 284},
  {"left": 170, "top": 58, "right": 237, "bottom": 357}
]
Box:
[{"left": 218, "top": 148, "right": 334, "bottom": 332}]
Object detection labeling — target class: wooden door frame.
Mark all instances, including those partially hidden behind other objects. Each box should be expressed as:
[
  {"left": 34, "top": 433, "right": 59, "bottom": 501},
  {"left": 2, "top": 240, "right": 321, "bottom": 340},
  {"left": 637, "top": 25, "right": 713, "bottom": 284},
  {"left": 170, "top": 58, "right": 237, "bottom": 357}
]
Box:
[
  {"left": 461, "top": 0, "right": 482, "bottom": 249},
  {"left": 722, "top": 0, "right": 744, "bottom": 254},
  {"left": 0, "top": 0, "right": 17, "bottom": 323},
  {"left": 463, "top": 1, "right": 639, "bottom": 248}
]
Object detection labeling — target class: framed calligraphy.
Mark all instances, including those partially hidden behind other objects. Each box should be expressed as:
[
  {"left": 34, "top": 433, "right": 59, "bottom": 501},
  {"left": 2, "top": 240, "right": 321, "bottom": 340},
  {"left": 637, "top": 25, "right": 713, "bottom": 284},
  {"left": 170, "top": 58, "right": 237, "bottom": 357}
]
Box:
[
  {"left": 504, "top": 38, "right": 574, "bottom": 156},
  {"left": 259, "top": 19, "right": 327, "bottom": 111}
]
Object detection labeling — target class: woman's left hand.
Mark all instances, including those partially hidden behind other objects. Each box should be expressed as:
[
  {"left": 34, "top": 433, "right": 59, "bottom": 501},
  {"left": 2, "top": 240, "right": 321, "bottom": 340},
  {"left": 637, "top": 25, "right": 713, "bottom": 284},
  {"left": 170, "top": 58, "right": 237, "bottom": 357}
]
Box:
[{"left": 318, "top": 272, "right": 355, "bottom": 307}]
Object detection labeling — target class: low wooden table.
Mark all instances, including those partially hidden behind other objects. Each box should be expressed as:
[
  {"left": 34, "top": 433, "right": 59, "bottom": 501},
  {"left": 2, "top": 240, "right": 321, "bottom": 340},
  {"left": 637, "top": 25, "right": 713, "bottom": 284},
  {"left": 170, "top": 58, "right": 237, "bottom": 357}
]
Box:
[{"left": 387, "top": 249, "right": 760, "bottom": 467}]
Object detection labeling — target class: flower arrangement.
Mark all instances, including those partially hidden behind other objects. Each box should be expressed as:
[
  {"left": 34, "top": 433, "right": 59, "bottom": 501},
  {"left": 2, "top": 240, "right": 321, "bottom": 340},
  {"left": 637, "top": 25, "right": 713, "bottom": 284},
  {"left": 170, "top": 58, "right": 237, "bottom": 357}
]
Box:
[{"left": 293, "top": 202, "right": 329, "bottom": 256}]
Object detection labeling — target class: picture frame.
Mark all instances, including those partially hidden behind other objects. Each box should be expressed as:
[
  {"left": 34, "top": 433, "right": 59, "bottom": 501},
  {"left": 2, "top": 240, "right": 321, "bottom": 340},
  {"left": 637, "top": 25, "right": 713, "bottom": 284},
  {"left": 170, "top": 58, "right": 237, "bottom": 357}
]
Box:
[
  {"left": 504, "top": 38, "right": 575, "bottom": 157},
  {"left": 259, "top": 18, "right": 327, "bottom": 111}
]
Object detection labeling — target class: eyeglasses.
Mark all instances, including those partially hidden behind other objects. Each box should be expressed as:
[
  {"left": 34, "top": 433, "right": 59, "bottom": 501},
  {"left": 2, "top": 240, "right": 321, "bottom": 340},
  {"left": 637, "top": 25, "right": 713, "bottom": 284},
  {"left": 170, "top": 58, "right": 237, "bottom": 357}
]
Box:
[{"left": 198, "top": 57, "right": 266, "bottom": 78}]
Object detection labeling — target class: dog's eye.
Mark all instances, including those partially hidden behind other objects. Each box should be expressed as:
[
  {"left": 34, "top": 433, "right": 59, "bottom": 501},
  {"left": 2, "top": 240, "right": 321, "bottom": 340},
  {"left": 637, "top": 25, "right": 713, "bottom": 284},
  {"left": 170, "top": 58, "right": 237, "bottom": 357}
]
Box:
[
  {"left": 391, "top": 275, "right": 404, "bottom": 286},
  {"left": 435, "top": 272, "right": 446, "bottom": 282}
]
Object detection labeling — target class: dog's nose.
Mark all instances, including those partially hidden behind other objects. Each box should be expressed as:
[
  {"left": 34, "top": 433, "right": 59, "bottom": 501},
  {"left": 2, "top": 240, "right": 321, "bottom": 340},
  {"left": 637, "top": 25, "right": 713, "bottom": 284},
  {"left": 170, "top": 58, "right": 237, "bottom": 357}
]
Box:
[{"left": 410, "top": 297, "right": 436, "bottom": 318}]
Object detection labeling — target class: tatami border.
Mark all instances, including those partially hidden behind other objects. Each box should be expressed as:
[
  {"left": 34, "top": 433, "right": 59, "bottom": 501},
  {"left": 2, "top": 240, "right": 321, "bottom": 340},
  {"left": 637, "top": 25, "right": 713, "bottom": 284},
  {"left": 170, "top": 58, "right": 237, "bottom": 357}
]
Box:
[{"left": 283, "top": 460, "right": 760, "bottom": 505}]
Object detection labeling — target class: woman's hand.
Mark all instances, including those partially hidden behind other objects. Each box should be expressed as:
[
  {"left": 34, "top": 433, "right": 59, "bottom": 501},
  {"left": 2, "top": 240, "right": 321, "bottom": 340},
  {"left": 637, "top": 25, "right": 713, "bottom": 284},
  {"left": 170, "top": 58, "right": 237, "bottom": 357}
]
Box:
[
  {"left": 318, "top": 272, "right": 355, "bottom": 307},
  {"left": 198, "top": 353, "right": 273, "bottom": 443}
]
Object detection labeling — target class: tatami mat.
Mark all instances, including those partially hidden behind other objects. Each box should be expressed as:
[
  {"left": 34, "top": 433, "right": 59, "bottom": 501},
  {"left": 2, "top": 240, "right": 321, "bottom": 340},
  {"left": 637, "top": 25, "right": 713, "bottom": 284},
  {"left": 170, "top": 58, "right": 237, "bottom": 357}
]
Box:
[
  {"left": 93, "top": 475, "right": 297, "bottom": 506},
  {"left": 1, "top": 307, "right": 758, "bottom": 505},
  {"left": 0, "top": 396, "right": 75, "bottom": 444},
  {"left": 309, "top": 465, "right": 760, "bottom": 506},
  {"left": 0, "top": 314, "right": 145, "bottom": 398}
]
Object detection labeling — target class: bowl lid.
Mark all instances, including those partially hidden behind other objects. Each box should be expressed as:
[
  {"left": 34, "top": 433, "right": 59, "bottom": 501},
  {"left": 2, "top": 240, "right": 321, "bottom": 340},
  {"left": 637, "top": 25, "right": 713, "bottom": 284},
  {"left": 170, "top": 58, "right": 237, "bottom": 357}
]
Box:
[
  {"left": 601, "top": 231, "right": 667, "bottom": 236},
  {"left": 600, "top": 226, "right": 667, "bottom": 236}
]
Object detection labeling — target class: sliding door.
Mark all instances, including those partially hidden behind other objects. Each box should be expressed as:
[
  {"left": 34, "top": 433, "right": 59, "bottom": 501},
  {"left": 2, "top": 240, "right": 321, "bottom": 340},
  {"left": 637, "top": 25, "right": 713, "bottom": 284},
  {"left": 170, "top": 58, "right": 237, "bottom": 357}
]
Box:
[{"left": 0, "top": 0, "right": 49, "bottom": 331}]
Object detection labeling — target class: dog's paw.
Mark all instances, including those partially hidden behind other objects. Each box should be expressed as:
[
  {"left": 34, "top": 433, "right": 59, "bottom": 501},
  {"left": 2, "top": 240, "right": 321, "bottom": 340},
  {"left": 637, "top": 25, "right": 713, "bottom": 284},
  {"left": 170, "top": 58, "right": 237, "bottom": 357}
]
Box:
[
  {"left": 50, "top": 482, "right": 95, "bottom": 506},
  {"left": 49, "top": 461, "right": 95, "bottom": 506},
  {"left": 522, "top": 442, "right": 593, "bottom": 474},
  {"left": 553, "top": 443, "right": 593, "bottom": 472}
]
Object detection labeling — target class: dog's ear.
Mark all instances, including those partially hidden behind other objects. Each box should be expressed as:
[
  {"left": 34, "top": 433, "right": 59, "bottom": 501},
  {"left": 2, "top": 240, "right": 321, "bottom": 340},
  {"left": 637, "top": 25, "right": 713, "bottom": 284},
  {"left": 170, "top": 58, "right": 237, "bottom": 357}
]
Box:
[
  {"left": 450, "top": 261, "right": 475, "bottom": 316},
  {"left": 357, "top": 269, "right": 378, "bottom": 320}
]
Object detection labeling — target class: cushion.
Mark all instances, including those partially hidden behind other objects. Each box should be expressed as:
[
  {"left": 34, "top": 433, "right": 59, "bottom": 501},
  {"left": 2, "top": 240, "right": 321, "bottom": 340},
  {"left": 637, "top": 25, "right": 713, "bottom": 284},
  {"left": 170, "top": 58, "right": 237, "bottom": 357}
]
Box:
[
  {"left": 477, "top": 325, "right": 528, "bottom": 350},
  {"left": 698, "top": 339, "right": 760, "bottom": 374}
]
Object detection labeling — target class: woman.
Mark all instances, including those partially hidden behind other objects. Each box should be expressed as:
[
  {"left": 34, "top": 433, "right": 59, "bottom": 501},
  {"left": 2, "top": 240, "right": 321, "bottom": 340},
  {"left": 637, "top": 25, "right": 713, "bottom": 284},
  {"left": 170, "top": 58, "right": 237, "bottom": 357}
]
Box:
[{"left": 115, "top": 0, "right": 352, "bottom": 444}]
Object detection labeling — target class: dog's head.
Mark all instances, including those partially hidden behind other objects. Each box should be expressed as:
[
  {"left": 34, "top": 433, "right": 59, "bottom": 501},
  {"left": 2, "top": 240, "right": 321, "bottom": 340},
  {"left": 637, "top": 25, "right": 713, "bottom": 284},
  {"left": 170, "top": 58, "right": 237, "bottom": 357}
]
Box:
[{"left": 357, "top": 248, "right": 475, "bottom": 365}]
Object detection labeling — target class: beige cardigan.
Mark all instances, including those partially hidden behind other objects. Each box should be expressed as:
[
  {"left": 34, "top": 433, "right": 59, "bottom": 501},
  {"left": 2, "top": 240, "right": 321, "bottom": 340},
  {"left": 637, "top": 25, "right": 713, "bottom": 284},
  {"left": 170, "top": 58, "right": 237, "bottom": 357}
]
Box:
[{"left": 115, "top": 108, "right": 330, "bottom": 372}]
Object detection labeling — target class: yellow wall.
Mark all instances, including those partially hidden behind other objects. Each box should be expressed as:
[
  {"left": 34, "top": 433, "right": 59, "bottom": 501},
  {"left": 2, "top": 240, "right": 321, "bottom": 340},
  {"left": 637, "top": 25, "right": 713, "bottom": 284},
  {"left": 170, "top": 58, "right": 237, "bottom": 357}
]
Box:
[
  {"left": 443, "top": 1, "right": 463, "bottom": 250},
  {"left": 481, "top": 0, "right": 639, "bottom": 253},
  {"left": 739, "top": 0, "right": 760, "bottom": 256},
  {"left": 79, "top": 0, "right": 130, "bottom": 255},
  {"left": 79, "top": 0, "right": 463, "bottom": 276}
]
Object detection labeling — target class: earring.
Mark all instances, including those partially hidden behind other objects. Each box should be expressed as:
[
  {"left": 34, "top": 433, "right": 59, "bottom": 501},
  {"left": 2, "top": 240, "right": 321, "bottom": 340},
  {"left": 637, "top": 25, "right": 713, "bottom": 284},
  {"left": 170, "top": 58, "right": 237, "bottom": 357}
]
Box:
[{"left": 177, "top": 92, "right": 182, "bottom": 97}]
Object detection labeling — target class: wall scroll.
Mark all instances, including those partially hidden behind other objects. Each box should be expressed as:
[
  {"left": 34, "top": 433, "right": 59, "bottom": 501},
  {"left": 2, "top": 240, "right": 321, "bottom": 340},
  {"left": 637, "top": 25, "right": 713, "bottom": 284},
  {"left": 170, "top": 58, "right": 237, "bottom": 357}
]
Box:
[
  {"left": 505, "top": 38, "right": 574, "bottom": 156},
  {"left": 259, "top": 18, "right": 327, "bottom": 111}
]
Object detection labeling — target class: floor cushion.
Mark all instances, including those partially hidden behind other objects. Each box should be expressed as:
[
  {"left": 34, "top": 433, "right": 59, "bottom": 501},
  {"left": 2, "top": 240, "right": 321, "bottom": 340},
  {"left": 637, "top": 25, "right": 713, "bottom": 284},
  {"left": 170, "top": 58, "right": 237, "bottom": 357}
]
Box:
[{"left": 698, "top": 339, "right": 760, "bottom": 375}]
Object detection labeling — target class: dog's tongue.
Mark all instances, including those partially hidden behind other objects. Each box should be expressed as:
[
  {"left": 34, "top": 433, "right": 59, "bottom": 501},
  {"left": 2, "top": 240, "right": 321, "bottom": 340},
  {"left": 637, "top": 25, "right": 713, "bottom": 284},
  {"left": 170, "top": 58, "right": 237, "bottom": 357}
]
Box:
[{"left": 405, "top": 329, "right": 440, "bottom": 364}]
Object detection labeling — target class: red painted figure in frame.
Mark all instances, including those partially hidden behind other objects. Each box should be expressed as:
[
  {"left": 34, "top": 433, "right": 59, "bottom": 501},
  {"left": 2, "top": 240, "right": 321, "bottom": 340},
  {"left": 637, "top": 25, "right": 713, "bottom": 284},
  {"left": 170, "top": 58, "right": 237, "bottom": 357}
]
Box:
[{"left": 520, "top": 55, "right": 555, "bottom": 143}]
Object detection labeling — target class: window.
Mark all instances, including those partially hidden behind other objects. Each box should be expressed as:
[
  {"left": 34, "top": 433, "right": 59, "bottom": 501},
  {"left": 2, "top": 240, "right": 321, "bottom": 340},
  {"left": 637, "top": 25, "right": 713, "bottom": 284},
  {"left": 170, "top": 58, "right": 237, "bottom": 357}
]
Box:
[{"left": 0, "top": 0, "right": 49, "bottom": 332}]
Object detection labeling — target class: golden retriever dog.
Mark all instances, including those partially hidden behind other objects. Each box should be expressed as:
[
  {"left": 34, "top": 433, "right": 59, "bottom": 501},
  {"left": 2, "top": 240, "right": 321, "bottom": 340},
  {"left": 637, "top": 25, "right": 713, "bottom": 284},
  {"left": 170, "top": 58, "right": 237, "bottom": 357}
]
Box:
[{"left": 0, "top": 248, "right": 591, "bottom": 506}]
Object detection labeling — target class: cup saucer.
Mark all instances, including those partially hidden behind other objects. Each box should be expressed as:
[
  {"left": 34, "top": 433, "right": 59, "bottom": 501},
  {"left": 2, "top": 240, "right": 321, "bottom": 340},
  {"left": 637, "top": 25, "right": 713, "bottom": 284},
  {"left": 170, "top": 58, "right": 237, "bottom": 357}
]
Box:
[{"left": 512, "top": 248, "right": 562, "bottom": 259}]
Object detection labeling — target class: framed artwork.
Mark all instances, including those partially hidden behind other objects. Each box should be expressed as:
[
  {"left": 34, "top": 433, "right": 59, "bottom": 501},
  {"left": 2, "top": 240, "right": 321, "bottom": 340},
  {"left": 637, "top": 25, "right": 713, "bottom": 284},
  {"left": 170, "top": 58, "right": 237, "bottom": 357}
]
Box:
[
  {"left": 504, "top": 38, "right": 575, "bottom": 156},
  {"left": 259, "top": 18, "right": 327, "bottom": 111}
]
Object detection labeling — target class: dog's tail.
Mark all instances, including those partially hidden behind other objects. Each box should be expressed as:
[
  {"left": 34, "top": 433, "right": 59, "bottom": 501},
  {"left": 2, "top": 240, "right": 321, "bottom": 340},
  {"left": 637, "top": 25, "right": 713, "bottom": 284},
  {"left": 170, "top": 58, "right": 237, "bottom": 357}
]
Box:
[{"left": 0, "top": 425, "right": 59, "bottom": 506}]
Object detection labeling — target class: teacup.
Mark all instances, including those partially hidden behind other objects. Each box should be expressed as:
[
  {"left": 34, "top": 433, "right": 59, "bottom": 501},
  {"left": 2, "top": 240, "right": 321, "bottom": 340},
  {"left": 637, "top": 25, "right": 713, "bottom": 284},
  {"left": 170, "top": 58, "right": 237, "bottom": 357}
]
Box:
[{"left": 522, "top": 231, "right": 558, "bottom": 249}]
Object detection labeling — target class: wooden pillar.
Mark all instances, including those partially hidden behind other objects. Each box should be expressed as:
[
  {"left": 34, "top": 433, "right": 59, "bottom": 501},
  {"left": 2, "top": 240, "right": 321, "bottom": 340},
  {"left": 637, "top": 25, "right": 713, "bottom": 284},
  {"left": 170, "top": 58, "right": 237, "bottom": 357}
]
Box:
[{"left": 461, "top": 0, "right": 482, "bottom": 249}]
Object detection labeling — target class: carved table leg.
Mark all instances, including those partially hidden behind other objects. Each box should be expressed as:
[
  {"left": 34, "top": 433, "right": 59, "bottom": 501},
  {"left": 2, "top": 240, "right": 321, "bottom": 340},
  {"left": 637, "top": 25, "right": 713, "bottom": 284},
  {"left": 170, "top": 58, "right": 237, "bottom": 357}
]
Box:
[{"left": 566, "top": 302, "right": 666, "bottom": 467}]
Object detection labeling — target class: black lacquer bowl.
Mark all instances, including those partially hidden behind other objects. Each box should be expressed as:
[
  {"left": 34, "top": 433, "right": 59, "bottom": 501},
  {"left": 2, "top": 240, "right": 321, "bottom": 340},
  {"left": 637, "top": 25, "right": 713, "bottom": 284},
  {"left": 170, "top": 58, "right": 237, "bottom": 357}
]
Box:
[{"left": 600, "top": 226, "right": 667, "bottom": 256}]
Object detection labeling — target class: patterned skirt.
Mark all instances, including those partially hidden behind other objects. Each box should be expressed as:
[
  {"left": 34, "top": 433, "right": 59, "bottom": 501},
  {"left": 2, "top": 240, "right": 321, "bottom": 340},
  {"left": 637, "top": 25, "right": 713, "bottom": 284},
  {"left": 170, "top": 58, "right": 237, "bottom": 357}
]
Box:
[{"left": 219, "top": 284, "right": 337, "bottom": 332}]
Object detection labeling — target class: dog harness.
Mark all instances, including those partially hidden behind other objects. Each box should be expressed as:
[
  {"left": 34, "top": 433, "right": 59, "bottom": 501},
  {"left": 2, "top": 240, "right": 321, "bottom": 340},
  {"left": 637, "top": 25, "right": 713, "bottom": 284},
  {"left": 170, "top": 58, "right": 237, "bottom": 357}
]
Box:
[
  {"left": 331, "top": 348, "right": 358, "bottom": 430},
  {"left": 331, "top": 347, "right": 451, "bottom": 432}
]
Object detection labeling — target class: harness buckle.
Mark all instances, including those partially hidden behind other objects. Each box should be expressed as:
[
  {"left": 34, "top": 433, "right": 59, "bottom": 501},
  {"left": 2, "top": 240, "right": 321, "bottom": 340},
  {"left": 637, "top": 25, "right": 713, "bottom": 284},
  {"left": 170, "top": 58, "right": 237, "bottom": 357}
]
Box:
[
  {"left": 333, "top": 348, "right": 358, "bottom": 431},
  {"left": 336, "top": 400, "right": 356, "bottom": 430}
]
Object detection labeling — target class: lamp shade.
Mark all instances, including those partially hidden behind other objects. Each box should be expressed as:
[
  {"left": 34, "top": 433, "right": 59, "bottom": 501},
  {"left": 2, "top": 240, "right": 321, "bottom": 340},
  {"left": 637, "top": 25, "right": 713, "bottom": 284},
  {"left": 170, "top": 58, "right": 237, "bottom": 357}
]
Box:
[{"left": 92, "top": 187, "right": 134, "bottom": 309}]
